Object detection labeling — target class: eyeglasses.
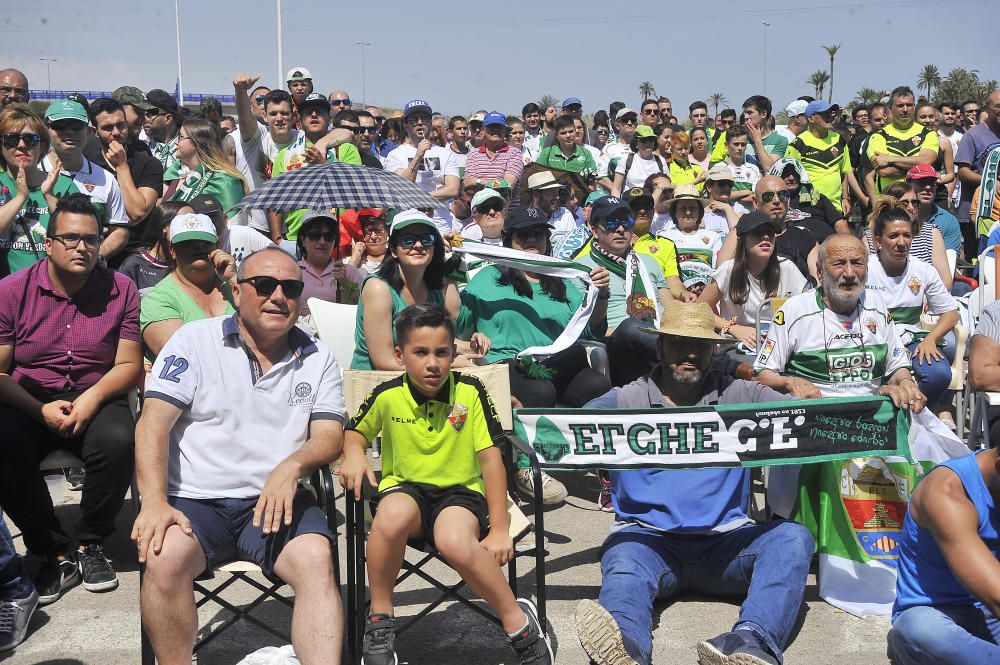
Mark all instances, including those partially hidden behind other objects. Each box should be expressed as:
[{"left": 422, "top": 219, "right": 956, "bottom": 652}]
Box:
[
  {"left": 965, "top": 108, "right": 981, "bottom": 114},
  {"left": 145, "top": 108, "right": 163, "bottom": 118},
  {"left": 361, "top": 126, "right": 379, "bottom": 135},
  {"left": 50, "top": 233, "right": 101, "bottom": 249},
  {"left": 598, "top": 216, "right": 635, "bottom": 232},
  {"left": 304, "top": 230, "right": 336, "bottom": 242},
  {"left": 642, "top": 108, "right": 661, "bottom": 116},
  {"left": 237, "top": 275, "right": 305, "bottom": 298},
  {"left": 49, "top": 120, "right": 87, "bottom": 133},
  {"left": 330, "top": 99, "right": 352, "bottom": 107},
  {"left": 362, "top": 226, "right": 386, "bottom": 237},
  {"left": 176, "top": 135, "right": 194, "bottom": 143},
  {"left": 475, "top": 201, "right": 504, "bottom": 215},
  {"left": 817, "top": 111, "right": 837, "bottom": 121},
  {"left": 397, "top": 232, "right": 436, "bottom": 249},
  {"left": 1, "top": 133, "right": 42, "bottom": 148},
  {"left": 911, "top": 178, "right": 937, "bottom": 189},
  {"left": 0, "top": 85, "right": 28, "bottom": 97},
  {"left": 760, "top": 190, "right": 791, "bottom": 204},
  {"left": 338, "top": 125, "right": 362, "bottom": 134},
  {"left": 595, "top": 129, "right": 609, "bottom": 135}
]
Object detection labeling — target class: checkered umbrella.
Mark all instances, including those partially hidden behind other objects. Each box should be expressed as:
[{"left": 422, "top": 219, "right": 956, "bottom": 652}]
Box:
[{"left": 233, "top": 163, "right": 442, "bottom": 212}]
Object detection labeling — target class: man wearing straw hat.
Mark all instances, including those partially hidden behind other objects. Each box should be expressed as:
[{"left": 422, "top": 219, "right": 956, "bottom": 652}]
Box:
[{"left": 575, "top": 300, "right": 814, "bottom": 665}]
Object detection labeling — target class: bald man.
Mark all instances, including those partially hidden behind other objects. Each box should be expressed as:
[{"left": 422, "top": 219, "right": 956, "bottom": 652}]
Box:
[{"left": 0, "top": 69, "right": 29, "bottom": 108}]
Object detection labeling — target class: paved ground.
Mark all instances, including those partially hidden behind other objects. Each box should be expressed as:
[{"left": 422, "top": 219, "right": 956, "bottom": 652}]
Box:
[{"left": 3, "top": 471, "right": 892, "bottom": 664}]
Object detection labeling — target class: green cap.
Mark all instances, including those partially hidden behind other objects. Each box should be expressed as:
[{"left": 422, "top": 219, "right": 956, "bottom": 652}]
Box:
[
  {"left": 584, "top": 191, "right": 605, "bottom": 207},
  {"left": 45, "top": 100, "right": 88, "bottom": 124},
  {"left": 634, "top": 124, "right": 656, "bottom": 139},
  {"left": 389, "top": 209, "right": 438, "bottom": 236}
]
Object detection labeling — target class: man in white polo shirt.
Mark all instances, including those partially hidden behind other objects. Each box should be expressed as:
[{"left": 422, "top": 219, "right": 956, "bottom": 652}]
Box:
[{"left": 133, "top": 247, "right": 346, "bottom": 665}]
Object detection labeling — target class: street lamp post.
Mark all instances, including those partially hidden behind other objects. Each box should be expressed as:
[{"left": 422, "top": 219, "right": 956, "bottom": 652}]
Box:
[
  {"left": 39, "top": 58, "right": 57, "bottom": 94},
  {"left": 277, "top": 0, "right": 284, "bottom": 90},
  {"left": 174, "top": 0, "right": 184, "bottom": 103},
  {"left": 761, "top": 22, "right": 770, "bottom": 95},
  {"left": 355, "top": 42, "right": 371, "bottom": 108}
]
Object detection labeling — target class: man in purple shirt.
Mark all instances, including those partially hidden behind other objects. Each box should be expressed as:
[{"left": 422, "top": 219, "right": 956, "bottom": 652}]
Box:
[{"left": 0, "top": 194, "right": 142, "bottom": 606}]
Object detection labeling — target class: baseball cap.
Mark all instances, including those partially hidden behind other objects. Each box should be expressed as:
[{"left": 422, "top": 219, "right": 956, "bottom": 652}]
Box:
[
  {"left": 615, "top": 108, "right": 638, "bottom": 121},
  {"left": 471, "top": 188, "right": 505, "bottom": 209},
  {"left": 503, "top": 206, "right": 550, "bottom": 233},
  {"left": 403, "top": 99, "right": 432, "bottom": 119},
  {"left": 468, "top": 111, "right": 486, "bottom": 124},
  {"left": 65, "top": 93, "right": 89, "bottom": 115},
  {"left": 483, "top": 111, "right": 506, "bottom": 126},
  {"left": 805, "top": 100, "right": 839, "bottom": 117},
  {"left": 146, "top": 89, "right": 179, "bottom": 114},
  {"left": 705, "top": 163, "right": 736, "bottom": 183},
  {"left": 526, "top": 171, "right": 562, "bottom": 191},
  {"left": 634, "top": 124, "right": 656, "bottom": 139},
  {"left": 299, "top": 209, "right": 340, "bottom": 233},
  {"left": 736, "top": 211, "right": 782, "bottom": 237},
  {"left": 906, "top": 163, "right": 938, "bottom": 181},
  {"left": 112, "top": 86, "right": 153, "bottom": 111},
  {"left": 45, "top": 99, "right": 88, "bottom": 123},
  {"left": 389, "top": 209, "right": 438, "bottom": 236},
  {"left": 485, "top": 177, "right": 512, "bottom": 191},
  {"left": 169, "top": 213, "right": 218, "bottom": 244},
  {"left": 785, "top": 100, "right": 808, "bottom": 117},
  {"left": 584, "top": 191, "right": 605, "bottom": 207},
  {"left": 286, "top": 67, "right": 312, "bottom": 82},
  {"left": 625, "top": 187, "right": 654, "bottom": 209},
  {"left": 562, "top": 97, "right": 582, "bottom": 108},
  {"left": 188, "top": 194, "right": 224, "bottom": 216},
  {"left": 299, "top": 92, "right": 331, "bottom": 113},
  {"left": 589, "top": 196, "right": 631, "bottom": 226}
]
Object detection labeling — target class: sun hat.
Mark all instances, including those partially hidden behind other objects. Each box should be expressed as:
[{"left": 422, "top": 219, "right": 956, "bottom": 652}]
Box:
[
  {"left": 527, "top": 171, "right": 562, "bottom": 191},
  {"left": 665, "top": 183, "right": 705, "bottom": 207},
  {"left": 638, "top": 301, "right": 731, "bottom": 341}
]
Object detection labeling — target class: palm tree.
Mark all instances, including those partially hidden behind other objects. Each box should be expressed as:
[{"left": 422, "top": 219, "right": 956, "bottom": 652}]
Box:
[
  {"left": 808, "top": 71, "right": 831, "bottom": 100},
  {"left": 917, "top": 64, "right": 942, "bottom": 101},
  {"left": 852, "top": 87, "right": 882, "bottom": 107},
  {"left": 822, "top": 44, "right": 841, "bottom": 102},
  {"left": 537, "top": 94, "right": 559, "bottom": 111},
  {"left": 638, "top": 81, "right": 656, "bottom": 102},
  {"left": 707, "top": 93, "right": 728, "bottom": 117}
]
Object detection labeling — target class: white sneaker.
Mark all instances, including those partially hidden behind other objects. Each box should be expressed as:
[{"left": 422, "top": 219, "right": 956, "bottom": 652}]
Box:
[{"left": 515, "top": 469, "right": 567, "bottom": 505}]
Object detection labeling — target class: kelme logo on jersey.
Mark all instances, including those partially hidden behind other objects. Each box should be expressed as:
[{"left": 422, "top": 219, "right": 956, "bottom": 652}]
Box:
[{"left": 828, "top": 349, "right": 875, "bottom": 383}]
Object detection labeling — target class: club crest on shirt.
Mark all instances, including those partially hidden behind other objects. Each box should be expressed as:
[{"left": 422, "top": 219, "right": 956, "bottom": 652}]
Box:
[
  {"left": 700, "top": 235, "right": 711, "bottom": 245},
  {"left": 830, "top": 146, "right": 840, "bottom": 157},
  {"left": 907, "top": 277, "right": 922, "bottom": 295},
  {"left": 865, "top": 317, "right": 878, "bottom": 334},
  {"left": 84, "top": 182, "right": 96, "bottom": 192},
  {"left": 911, "top": 136, "right": 922, "bottom": 146},
  {"left": 447, "top": 402, "right": 468, "bottom": 432}
]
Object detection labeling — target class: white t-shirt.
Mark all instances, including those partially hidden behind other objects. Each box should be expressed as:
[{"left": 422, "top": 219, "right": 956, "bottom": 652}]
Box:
[
  {"left": 384, "top": 143, "right": 460, "bottom": 233},
  {"left": 597, "top": 141, "right": 631, "bottom": 182},
  {"left": 446, "top": 144, "right": 469, "bottom": 178},
  {"left": 222, "top": 225, "right": 276, "bottom": 268},
  {"left": 40, "top": 155, "right": 128, "bottom": 227},
  {"left": 775, "top": 126, "right": 797, "bottom": 145},
  {"left": 711, "top": 257, "right": 809, "bottom": 326},
  {"left": 651, "top": 212, "right": 673, "bottom": 237},
  {"left": 145, "top": 315, "right": 346, "bottom": 499},
  {"left": 228, "top": 126, "right": 268, "bottom": 230},
  {"left": 727, "top": 161, "right": 762, "bottom": 191},
  {"left": 241, "top": 126, "right": 303, "bottom": 231},
  {"left": 660, "top": 227, "right": 724, "bottom": 288},
  {"left": 615, "top": 153, "right": 666, "bottom": 190},
  {"left": 702, "top": 200, "right": 749, "bottom": 236}
]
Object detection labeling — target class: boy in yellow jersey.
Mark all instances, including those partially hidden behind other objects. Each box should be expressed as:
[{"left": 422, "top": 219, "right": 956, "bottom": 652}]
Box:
[
  {"left": 867, "top": 86, "right": 939, "bottom": 194},
  {"left": 784, "top": 100, "right": 855, "bottom": 214},
  {"left": 340, "top": 304, "right": 553, "bottom": 665}
]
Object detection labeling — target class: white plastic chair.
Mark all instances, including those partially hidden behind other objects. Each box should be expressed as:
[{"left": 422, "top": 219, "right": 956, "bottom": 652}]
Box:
[{"left": 307, "top": 299, "right": 358, "bottom": 373}]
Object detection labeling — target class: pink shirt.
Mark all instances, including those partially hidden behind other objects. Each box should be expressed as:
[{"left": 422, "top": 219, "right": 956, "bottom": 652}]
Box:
[
  {"left": 298, "top": 259, "right": 364, "bottom": 310},
  {"left": 0, "top": 259, "right": 140, "bottom": 398}
]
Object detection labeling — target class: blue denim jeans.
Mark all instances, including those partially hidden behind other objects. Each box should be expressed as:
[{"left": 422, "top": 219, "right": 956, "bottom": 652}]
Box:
[
  {"left": 598, "top": 519, "right": 814, "bottom": 665},
  {"left": 888, "top": 605, "right": 1000, "bottom": 664},
  {"left": 0, "top": 510, "right": 34, "bottom": 601},
  {"left": 907, "top": 331, "right": 956, "bottom": 406}
]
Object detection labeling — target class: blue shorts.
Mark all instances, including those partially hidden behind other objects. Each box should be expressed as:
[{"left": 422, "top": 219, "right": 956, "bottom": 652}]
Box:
[{"left": 168, "top": 487, "right": 333, "bottom": 581}]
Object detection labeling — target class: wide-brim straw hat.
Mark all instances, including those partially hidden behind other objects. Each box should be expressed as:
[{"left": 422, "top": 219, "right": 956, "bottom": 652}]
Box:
[
  {"left": 665, "top": 183, "right": 705, "bottom": 207},
  {"left": 638, "top": 301, "right": 733, "bottom": 342}
]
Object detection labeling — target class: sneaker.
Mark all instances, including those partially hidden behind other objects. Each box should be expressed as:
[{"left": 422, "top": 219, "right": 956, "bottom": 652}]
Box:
[
  {"left": 696, "top": 629, "right": 779, "bottom": 665},
  {"left": 35, "top": 557, "right": 80, "bottom": 605},
  {"left": 64, "top": 467, "right": 85, "bottom": 491},
  {"left": 77, "top": 544, "right": 119, "bottom": 592},
  {"left": 575, "top": 599, "right": 638, "bottom": 665},
  {"left": 509, "top": 598, "right": 553, "bottom": 665},
  {"left": 0, "top": 589, "right": 38, "bottom": 653},
  {"left": 597, "top": 475, "right": 614, "bottom": 512},
  {"left": 515, "top": 469, "right": 568, "bottom": 505},
  {"left": 361, "top": 613, "right": 397, "bottom": 665}
]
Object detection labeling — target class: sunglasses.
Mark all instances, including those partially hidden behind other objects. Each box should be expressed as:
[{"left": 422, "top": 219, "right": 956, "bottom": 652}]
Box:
[
  {"left": 304, "top": 230, "right": 336, "bottom": 242},
  {"left": 760, "top": 190, "right": 791, "bottom": 204},
  {"left": 1, "top": 133, "right": 42, "bottom": 148},
  {"left": 475, "top": 201, "right": 504, "bottom": 215},
  {"left": 254, "top": 95, "right": 266, "bottom": 104},
  {"left": 900, "top": 199, "right": 919, "bottom": 208},
  {"left": 619, "top": 118, "right": 637, "bottom": 126},
  {"left": 338, "top": 125, "right": 362, "bottom": 134},
  {"left": 397, "top": 232, "right": 436, "bottom": 249},
  {"left": 405, "top": 115, "right": 430, "bottom": 125},
  {"left": 598, "top": 216, "right": 635, "bottom": 232},
  {"left": 50, "top": 233, "right": 101, "bottom": 249},
  {"left": 361, "top": 127, "right": 379, "bottom": 135},
  {"left": 966, "top": 108, "right": 980, "bottom": 114},
  {"left": 330, "top": 99, "right": 352, "bottom": 106},
  {"left": 146, "top": 108, "right": 163, "bottom": 118},
  {"left": 596, "top": 129, "right": 609, "bottom": 135},
  {"left": 50, "top": 120, "right": 87, "bottom": 132},
  {"left": 237, "top": 275, "right": 305, "bottom": 298},
  {"left": 642, "top": 108, "right": 661, "bottom": 115},
  {"left": 0, "top": 86, "right": 28, "bottom": 97}
]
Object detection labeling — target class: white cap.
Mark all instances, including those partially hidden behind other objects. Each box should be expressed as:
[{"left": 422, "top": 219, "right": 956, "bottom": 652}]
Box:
[
  {"left": 785, "top": 100, "right": 808, "bottom": 117},
  {"left": 389, "top": 209, "right": 438, "bottom": 236},
  {"left": 169, "top": 213, "right": 218, "bottom": 244},
  {"left": 286, "top": 67, "right": 313, "bottom": 82}
]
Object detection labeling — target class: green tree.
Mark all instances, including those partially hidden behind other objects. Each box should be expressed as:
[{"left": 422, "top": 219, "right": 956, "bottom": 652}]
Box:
[
  {"left": 852, "top": 87, "right": 883, "bottom": 107},
  {"left": 916, "top": 64, "right": 942, "bottom": 101},
  {"left": 932, "top": 68, "right": 998, "bottom": 106},
  {"left": 638, "top": 81, "right": 656, "bottom": 102},
  {"left": 808, "top": 70, "right": 831, "bottom": 100},
  {"left": 822, "top": 43, "right": 841, "bottom": 103},
  {"left": 538, "top": 94, "right": 559, "bottom": 111},
  {"left": 708, "top": 92, "right": 728, "bottom": 116}
]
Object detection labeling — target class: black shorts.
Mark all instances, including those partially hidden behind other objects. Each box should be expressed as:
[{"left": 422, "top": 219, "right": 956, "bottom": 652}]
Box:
[{"left": 371, "top": 482, "right": 489, "bottom": 550}]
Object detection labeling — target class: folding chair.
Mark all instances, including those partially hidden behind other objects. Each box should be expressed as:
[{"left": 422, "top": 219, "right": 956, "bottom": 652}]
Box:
[
  {"left": 340, "top": 365, "right": 540, "bottom": 664},
  {"left": 307, "top": 298, "right": 358, "bottom": 371},
  {"left": 138, "top": 468, "right": 339, "bottom": 665}
]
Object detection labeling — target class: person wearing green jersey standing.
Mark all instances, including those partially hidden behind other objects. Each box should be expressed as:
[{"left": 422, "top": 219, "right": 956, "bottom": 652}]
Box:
[{"left": 868, "top": 86, "right": 939, "bottom": 194}]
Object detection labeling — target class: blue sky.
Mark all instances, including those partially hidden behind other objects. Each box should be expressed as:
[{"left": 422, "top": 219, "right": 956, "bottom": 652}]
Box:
[{"left": 4, "top": 0, "right": 998, "bottom": 116}]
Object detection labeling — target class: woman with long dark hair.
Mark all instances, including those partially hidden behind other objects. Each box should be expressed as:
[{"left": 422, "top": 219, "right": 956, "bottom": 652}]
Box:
[
  {"left": 351, "top": 209, "right": 470, "bottom": 370},
  {"left": 698, "top": 212, "right": 808, "bottom": 349},
  {"left": 117, "top": 200, "right": 187, "bottom": 296}
]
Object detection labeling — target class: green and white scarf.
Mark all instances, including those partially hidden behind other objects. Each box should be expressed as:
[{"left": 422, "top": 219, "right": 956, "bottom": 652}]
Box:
[
  {"left": 589, "top": 241, "right": 662, "bottom": 323},
  {"left": 976, "top": 145, "right": 1000, "bottom": 238},
  {"left": 452, "top": 241, "right": 597, "bottom": 361}
]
